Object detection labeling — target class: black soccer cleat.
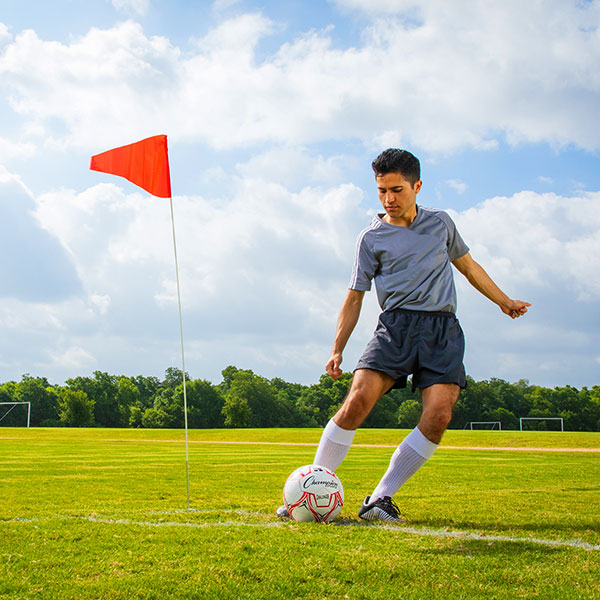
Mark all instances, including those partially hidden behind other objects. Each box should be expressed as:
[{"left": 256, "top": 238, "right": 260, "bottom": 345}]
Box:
[
  {"left": 276, "top": 505, "right": 290, "bottom": 519},
  {"left": 358, "top": 496, "right": 405, "bottom": 522}
]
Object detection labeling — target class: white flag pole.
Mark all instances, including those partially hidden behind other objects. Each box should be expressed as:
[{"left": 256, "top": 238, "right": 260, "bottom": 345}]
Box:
[{"left": 168, "top": 195, "right": 190, "bottom": 511}]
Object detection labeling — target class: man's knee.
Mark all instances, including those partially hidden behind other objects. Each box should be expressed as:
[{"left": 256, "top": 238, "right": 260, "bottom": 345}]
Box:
[
  {"left": 421, "top": 405, "right": 453, "bottom": 432},
  {"left": 418, "top": 384, "right": 460, "bottom": 442},
  {"left": 334, "top": 387, "right": 373, "bottom": 430}
]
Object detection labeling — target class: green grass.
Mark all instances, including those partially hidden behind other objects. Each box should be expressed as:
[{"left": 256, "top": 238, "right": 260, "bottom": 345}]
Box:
[{"left": 1, "top": 428, "right": 599, "bottom": 599}]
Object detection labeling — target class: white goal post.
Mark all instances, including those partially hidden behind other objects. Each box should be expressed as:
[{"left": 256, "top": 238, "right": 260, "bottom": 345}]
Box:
[
  {"left": 519, "top": 417, "right": 564, "bottom": 432},
  {"left": 0, "top": 402, "right": 31, "bottom": 428},
  {"left": 463, "top": 421, "right": 502, "bottom": 430}
]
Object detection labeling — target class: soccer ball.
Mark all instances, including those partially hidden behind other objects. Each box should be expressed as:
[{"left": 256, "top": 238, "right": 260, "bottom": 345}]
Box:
[{"left": 283, "top": 464, "right": 344, "bottom": 523}]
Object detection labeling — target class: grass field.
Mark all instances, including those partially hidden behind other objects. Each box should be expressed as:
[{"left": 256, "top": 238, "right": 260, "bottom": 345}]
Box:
[{"left": 1, "top": 427, "right": 599, "bottom": 599}]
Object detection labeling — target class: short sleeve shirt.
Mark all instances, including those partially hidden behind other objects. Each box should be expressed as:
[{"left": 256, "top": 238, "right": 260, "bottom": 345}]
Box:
[{"left": 349, "top": 206, "right": 469, "bottom": 313}]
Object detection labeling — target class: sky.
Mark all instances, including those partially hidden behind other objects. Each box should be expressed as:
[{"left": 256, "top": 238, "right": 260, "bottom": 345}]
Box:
[{"left": 0, "top": 0, "right": 599, "bottom": 389}]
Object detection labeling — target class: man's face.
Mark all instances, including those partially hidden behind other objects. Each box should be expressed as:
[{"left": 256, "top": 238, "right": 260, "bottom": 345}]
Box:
[{"left": 376, "top": 172, "right": 422, "bottom": 225}]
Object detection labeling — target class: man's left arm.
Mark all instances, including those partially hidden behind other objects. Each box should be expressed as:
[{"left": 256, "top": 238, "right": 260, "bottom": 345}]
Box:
[{"left": 452, "top": 253, "right": 531, "bottom": 319}]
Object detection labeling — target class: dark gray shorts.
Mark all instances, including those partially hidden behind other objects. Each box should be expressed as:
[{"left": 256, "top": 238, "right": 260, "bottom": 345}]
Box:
[{"left": 355, "top": 308, "right": 466, "bottom": 391}]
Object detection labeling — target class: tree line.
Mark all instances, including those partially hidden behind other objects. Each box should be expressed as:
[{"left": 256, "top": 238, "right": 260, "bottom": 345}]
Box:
[{"left": 1, "top": 367, "right": 599, "bottom": 431}]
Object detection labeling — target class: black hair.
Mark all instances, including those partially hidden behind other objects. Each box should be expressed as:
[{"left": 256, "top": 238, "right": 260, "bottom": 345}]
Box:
[{"left": 371, "top": 149, "right": 420, "bottom": 186}]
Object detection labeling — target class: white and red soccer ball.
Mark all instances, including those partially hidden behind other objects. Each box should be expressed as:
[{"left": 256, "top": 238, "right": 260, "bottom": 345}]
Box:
[{"left": 283, "top": 464, "right": 344, "bottom": 523}]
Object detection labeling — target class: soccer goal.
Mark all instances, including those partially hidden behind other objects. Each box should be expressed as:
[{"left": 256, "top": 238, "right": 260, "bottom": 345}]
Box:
[
  {"left": 519, "top": 417, "right": 564, "bottom": 432},
  {"left": 0, "top": 402, "right": 31, "bottom": 428},
  {"left": 463, "top": 421, "right": 502, "bottom": 430}
]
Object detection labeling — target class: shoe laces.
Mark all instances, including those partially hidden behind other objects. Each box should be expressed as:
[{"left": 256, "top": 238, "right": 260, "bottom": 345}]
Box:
[{"left": 380, "top": 496, "right": 402, "bottom": 518}]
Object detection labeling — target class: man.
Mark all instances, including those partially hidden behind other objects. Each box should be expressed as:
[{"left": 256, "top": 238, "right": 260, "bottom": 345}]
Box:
[{"left": 279, "top": 148, "right": 530, "bottom": 522}]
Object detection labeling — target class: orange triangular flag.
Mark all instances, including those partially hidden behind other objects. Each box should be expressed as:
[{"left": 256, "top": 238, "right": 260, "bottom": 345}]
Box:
[{"left": 90, "top": 135, "right": 171, "bottom": 198}]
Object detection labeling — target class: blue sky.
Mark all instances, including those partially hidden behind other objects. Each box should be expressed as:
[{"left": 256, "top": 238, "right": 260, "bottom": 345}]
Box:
[{"left": 1, "top": 0, "right": 599, "bottom": 389}]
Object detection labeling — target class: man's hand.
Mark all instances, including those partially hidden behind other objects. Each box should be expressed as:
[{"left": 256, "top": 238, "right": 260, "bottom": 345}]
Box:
[
  {"left": 501, "top": 299, "right": 531, "bottom": 319},
  {"left": 325, "top": 290, "right": 365, "bottom": 380},
  {"left": 326, "top": 352, "right": 344, "bottom": 380}
]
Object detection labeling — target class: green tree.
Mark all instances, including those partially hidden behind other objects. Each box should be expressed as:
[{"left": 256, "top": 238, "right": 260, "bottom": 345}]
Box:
[
  {"left": 486, "top": 407, "right": 518, "bottom": 430},
  {"left": 270, "top": 378, "right": 313, "bottom": 426},
  {"left": 178, "top": 379, "right": 225, "bottom": 429},
  {"left": 58, "top": 389, "right": 95, "bottom": 427},
  {"left": 162, "top": 367, "right": 190, "bottom": 390},
  {"left": 219, "top": 365, "right": 241, "bottom": 393},
  {"left": 579, "top": 386, "right": 600, "bottom": 432},
  {"left": 141, "top": 407, "right": 168, "bottom": 428},
  {"left": 116, "top": 377, "right": 140, "bottom": 427},
  {"left": 132, "top": 375, "right": 161, "bottom": 410},
  {"left": 295, "top": 373, "right": 353, "bottom": 427},
  {"left": 152, "top": 388, "right": 180, "bottom": 428},
  {"left": 220, "top": 369, "right": 280, "bottom": 427},
  {"left": 15, "top": 374, "right": 59, "bottom": 426},
  {"left": 0, "top": 381, "right": 16, "bottom": 403},
  {"left": 362, "top": 394, "right": 400, "bottom": 428},
  {"left": 222, "top": 394, "right": 251, "bottom": 428},
  {"left": 450, "top": 376, "right": 483, "bottom": 428},
  {"left": 0, "top": 381, "right": 20, "bottom": 427},
  {"left": 129, "top": 405, "right": 143, "bottom": 428},
  {"left": 397, "top": 399, "right": 421, "bottom": 428},
  {"left": 66, "top": 372, "right": 120, "bottom": 427}
]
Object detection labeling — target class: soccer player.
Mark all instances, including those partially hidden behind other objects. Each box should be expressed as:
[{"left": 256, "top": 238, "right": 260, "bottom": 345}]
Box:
[{"left": 278, "top": 148, "right": 530, "bottom": 522}]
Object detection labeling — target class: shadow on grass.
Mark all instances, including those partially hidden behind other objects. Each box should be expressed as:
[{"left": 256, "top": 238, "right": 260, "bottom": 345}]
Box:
[
  {"left": 411, "top": 539, "right": 564, "bottom": 556},
  {"left": 331, "top": 515, "right": 597, "bottom": 538},
  {"left": 329, "top": 518, "right": 599, "bottom": 552},
  {"left": 410, "top": 518, "right": 599, "bottom": 537}
]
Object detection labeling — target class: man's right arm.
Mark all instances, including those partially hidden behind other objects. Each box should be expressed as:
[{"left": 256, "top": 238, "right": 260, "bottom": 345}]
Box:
[{"left": 325, "top": 289, "right": 365, "bottom": 380}]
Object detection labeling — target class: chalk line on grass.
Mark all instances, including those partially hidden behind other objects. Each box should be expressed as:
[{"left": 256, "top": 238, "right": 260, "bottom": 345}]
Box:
[
  {"left": 77, "top": 515, "right": 285, "bottom": 529},
  {"left": 5, "top": 434, "right": 597, "bottom": 452},
  {"left": 71, "top": 516, "right": 600, "bottom": 551},
  {"left": 67, "top": 516, "right": 600, "bottom": 551},
  {"left": 378, "top": 525, "right": 600, "bottom": 552},
  {"left": 7, "top": 514, "right": 598, "bottom": 552},
  {"left": 99, "top": 438, "right": 600, "bottom": 453}
]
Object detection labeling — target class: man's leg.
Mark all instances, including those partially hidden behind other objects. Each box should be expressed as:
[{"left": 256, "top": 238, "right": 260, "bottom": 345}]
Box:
[
  {"left": 313, "top": 369, "right": 394, "bottom": 471},
  {"left": 367, "top": 383, "right": 460, "bottom": 504}
]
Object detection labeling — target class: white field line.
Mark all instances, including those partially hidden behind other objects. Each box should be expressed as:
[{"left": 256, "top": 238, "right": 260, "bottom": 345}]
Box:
[
  {"left": 5, "top": 514, "right": 599, "bottom": 552},
  {"left": 379, "top": 525, "right": 600, "bottom": 552},
  {"left": 1, "top": 435, "right": 599, "bottom": 452},
  {"left": 99, "top": 438, "right": 600, "bottom": 453}
]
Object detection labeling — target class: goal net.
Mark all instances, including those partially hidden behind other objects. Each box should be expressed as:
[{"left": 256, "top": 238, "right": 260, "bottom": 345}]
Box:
[
  {"left": 519, "top": 417, "right": 564, "bottom": 432},
  {"left": 463, "top": 421, "right": 502, "bottom": 430},
  {"left": 0, "top": 402, "right": 31, "bottom": 428}
]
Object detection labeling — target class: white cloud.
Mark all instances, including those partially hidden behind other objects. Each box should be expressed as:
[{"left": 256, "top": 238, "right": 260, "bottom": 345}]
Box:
[
  {"left": 331, "top": 0, "right": 427, "bottom": 13},
  {"left": 0, "top": 3, "right": 598, "bottom": 154},
  {"left": 111, "top": 0, "right": 150, "bottom": 16},
  {"left": 446, "top": 179, "right": 467, "bottom": 194},
  {"left": 212, "top": 0, "right": 242, "bottom": 12},
  {"left": 22, "top": 173, "right": 370, "bottom": 382},
  {"left": 236, "top": 146, "right": 351, "bottom": 187},
  {"left": 0, "top": 163, "right": 33, "bottom": 193},
  {"left": 0, "top": 23, "right": 11, "bottom": 45},
  {"left": 90, "top": 294, "right": 111, "bottom": 315},
  {"left": 0, "top": 137, "right": 36, "bottom": 161},
  {"left": 451, "top": 190, "right": 600, "bottom": 302},
  {"left": 537, "top": 176, "right": 554, "bottom": 185},
  {"left": 450, "top": 189, "right": 600, "bottom": 386},
  {"left": 47, "top": 345, "right": 97, "bottom": 370},
  {"left": 1, "top": 150, "right": 598, "bottom": 386}
]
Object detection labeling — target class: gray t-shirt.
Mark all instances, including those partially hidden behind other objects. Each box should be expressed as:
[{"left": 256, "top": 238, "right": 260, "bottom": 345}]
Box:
[{"left": 349, "top": 206, "right": 469, "bottom": 313}]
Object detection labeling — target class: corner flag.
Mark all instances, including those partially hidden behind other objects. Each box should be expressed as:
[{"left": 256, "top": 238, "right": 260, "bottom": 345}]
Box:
[
  {"left": 90, "top": 135, "right": 191, "bottom": 510},
  {"left": 90, "top": 135, "right": 171, "bottom": 198}
]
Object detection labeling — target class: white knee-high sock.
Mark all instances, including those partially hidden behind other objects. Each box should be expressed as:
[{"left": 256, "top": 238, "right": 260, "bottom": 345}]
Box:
[
  {"left": 313, "top": 418, "right": 356, "bottom": 472},
  {"left": 370, "top": 426, "right": 438, "bottom": 501}
]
